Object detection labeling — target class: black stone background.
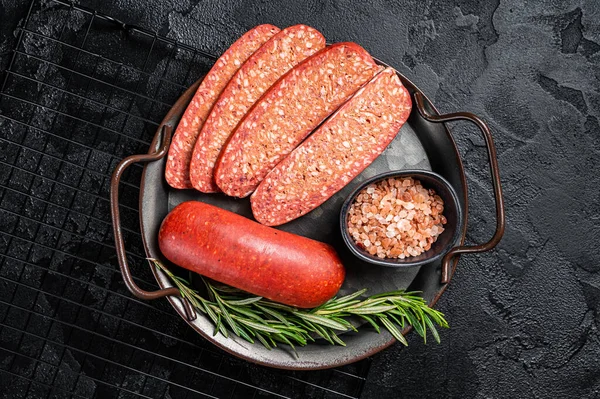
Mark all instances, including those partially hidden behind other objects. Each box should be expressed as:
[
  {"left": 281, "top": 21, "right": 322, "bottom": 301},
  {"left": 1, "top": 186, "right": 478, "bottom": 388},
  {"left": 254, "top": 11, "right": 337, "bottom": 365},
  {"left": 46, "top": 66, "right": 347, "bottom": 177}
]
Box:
[{"left": 1, "top": 0, "right": 599, "bottom": 398}]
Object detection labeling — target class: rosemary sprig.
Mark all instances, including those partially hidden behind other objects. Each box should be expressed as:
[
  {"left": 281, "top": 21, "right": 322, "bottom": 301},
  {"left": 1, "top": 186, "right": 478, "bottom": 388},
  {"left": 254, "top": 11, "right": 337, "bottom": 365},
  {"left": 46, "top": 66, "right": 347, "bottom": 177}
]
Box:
[{"left": 150, "top": 259, "right": 448, "bottom": 352}]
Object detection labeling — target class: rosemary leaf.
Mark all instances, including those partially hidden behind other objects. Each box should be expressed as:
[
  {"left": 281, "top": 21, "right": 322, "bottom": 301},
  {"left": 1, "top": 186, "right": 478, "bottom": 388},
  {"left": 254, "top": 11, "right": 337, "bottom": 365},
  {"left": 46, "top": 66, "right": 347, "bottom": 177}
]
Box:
[
  {"left": 305, "top": 319, "right": 335, "bottom": 345},
  {"left": 214, "top": 314, "right": 222, "bottom": 337},
  {"left": 386, "top": 312, "right": 405, "bottom": 331},
  {"left": 359, "top": 315, "right": 380, "bottom": 333},
  {"left": 423, "top": 315, "right": 440, "bottom": 344},
  {"left": 225, "top": 296, "right": 263, "bottom": 306},
  {"left": 330, "top": 331, "right": 347, "bottom": 347},
  {"left": 346, "top": 304, "right": 399, "bottom": 315},
  {"left": 237, "top": 325, "right": 255, "bottom": 343},
  {"left": 236, "top": 318, "right": 282, "bottom": 334},
  {"left": 315, "top": 300, "right": 362, "bottom": 313},
  {"left": 405, "top": 311, "right": 425, "bottom": 338},
  {"left": 346, "top": 297, "right": 390, "bottom": 309},
  {"left": 255, "top": 332, "right": 271, "bottom": 350},
  {"left": 331, "top": 289, "right": 368, "bottom": 304},
  {"left": 380, "top": 316, "right": 407, "bottom": 346},
  {"left": 224, "top": 303, "right": 264, "bottom": 322},
  {"left": 215, "top": 298, "right": 241, "bottom": 337},
  {"left": 273, "top": 334, "right": 297, "bottom": 353},
  {"left": 279, "top": 330, "right": 308, "bottom": 346},
  {"left": 296, "top": 313, "right": 348, "bottom": 331},
  {"left": 255, "top": 304, "right": 291, "bottom": 326},
  {"left": 329, "top": 316, "right": 357, "bottom": 332}
]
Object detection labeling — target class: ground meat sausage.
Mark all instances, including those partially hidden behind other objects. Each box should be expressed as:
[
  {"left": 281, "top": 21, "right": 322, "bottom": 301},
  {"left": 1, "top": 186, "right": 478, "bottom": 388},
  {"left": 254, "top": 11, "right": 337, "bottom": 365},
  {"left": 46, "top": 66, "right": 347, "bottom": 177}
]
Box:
[
  {"left": 214, "top": 42, "right": 382, "bottom": 198},
  {"left": 251, "top": 68, "right": 412, "bottom": 226},
  {"left": 158, "top": 201, "right": 345, "bottom": 308},
  {"left": 165, "top": 24, "right": 280, "bottom": 189},
  {"left": 189, "top": 25, "right": 326, "bottom": 193}
]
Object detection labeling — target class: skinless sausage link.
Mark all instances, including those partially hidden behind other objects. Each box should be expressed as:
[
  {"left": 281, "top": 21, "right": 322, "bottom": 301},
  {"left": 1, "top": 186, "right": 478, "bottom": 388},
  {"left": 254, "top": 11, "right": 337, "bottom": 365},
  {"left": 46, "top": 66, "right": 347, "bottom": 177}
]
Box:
[
  {"left": 165, "top": 24, "right": 280, "bottom": 189},
  {"left": 189, "top": 25, "right": 326, "bottom": 193},
  {"left": 214, "top": 42, "right": 381, "bottom": 198}
]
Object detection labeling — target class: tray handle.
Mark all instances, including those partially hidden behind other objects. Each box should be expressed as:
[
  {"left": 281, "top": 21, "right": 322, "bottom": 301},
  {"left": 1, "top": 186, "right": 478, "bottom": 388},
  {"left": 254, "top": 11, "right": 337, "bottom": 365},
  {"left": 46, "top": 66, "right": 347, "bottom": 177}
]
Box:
[
  {"left": 414, "top": 93, "right": 505, "bottom": 284},
  {"left": 110, "top": 125, "right": 197, "bottom": 321}
]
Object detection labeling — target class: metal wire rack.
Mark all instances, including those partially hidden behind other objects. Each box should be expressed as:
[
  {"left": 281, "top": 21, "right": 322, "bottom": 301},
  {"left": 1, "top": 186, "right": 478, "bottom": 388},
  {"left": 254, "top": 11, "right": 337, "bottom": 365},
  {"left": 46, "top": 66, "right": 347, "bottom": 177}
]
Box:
[{"left": 0, "top": 0, "right": 372, "bottom": 397}]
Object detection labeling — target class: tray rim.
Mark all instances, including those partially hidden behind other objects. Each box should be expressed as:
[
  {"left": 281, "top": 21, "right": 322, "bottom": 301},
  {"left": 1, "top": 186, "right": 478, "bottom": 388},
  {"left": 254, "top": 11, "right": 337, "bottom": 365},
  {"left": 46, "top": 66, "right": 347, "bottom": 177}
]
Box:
[{"left": 138, "top": 61, "right": 469, "bottom": 370}]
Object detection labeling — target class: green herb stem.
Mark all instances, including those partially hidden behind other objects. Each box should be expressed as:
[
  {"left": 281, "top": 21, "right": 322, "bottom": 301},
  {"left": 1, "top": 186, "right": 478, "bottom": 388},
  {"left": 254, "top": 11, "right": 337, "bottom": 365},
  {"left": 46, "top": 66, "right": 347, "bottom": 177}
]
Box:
[{"left": 150, "top": 259, "right": 448, "bottom": 354}]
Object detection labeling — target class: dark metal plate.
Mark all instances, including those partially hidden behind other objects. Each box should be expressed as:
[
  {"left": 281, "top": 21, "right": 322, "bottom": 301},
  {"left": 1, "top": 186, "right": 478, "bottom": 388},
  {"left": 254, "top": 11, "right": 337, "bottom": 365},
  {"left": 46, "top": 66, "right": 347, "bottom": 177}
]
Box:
[{"left": 139, "top": 62, "right": 468, "bottom": 370}]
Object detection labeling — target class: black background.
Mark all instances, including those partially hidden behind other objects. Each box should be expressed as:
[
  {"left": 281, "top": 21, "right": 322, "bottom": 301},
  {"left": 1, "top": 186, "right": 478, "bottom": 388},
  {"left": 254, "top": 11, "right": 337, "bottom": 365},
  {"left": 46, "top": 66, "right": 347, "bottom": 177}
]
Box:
[{"left": 1, "top": 0, "right": 599, "bottom": 398}]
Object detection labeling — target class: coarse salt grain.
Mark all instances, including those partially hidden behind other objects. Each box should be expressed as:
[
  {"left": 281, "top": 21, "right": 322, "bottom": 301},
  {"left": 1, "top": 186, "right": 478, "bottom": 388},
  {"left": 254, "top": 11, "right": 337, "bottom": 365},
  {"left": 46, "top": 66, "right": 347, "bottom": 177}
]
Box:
[{"left": 347, "top": 177, "right": 447, "bottom": 259}]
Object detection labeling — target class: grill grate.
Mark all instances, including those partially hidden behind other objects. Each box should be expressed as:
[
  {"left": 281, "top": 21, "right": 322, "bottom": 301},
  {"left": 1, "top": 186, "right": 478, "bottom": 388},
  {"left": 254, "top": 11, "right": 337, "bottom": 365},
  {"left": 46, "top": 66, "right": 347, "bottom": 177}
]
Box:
[{"left": 0, "top": 0, "right": 372, "bottom": 397}]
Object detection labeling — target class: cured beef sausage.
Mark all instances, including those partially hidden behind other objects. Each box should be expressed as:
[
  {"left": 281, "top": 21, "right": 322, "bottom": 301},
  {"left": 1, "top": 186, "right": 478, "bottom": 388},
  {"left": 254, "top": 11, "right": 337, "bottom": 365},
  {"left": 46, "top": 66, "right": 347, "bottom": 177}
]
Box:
[
  {"left": 158, "top": 201, "right": 345, "bottom": 308},
  {"left": 214, "top": 42, "right": 381, "bottom": 198},
  {"left": 251, "top": 68, "right": 412, "bottom": 226},
  {"left": 165, "top": 24, "right": 280, "bottom": 189},
  {"left": 189, "top": 25, "right": 326, "bottom": 193}
]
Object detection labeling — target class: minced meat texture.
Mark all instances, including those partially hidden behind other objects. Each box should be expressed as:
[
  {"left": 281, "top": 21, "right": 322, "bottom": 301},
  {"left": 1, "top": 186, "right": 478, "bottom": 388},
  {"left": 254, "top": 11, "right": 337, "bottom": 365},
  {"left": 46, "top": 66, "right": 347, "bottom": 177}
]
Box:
[
  {"left": 189, "top": 25, "right": 325, "bottom": 192},
  {"left": 251, "top": 67, "right": 412, "bottom": 226},
  {"left": 215, "top": 42, "right": 380, "bottom": 198},
  {"left": 165, "top": 25, "right": 279, "bottom": 189}
]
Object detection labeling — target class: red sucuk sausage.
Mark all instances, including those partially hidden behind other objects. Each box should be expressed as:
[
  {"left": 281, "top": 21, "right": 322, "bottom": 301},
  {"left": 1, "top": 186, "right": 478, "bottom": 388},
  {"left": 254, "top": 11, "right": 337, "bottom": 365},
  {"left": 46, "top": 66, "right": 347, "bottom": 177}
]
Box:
[
  {"left": 214, "top": 42, "right": 382, "bottom": 198},
  {"left": 251, "top": 68, "right": 412, "bottom": 226},
  {"left": 165, "top": 25, "right": 280, "bottom": 189},
  {"left": 165, "top": 25, "right": 280, "bottom": 188},
  {"left": 189, "top": 25, "right": 326, "bottom": 193},
  {"left": 158, "top": 201, "right": 345, "bottom": 308}
]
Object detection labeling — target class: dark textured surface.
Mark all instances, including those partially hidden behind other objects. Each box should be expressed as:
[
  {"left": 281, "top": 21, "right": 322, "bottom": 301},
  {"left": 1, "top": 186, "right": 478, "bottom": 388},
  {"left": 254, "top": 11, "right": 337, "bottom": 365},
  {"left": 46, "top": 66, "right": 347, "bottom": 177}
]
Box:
[{"left": 1, "top": 0, "right": 599, "bottom": 398}]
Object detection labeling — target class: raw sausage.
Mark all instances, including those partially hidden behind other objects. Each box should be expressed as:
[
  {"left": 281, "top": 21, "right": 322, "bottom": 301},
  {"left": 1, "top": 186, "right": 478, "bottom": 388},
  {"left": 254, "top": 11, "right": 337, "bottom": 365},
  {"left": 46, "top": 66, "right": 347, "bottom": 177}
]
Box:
[
  {"left": 158, "top": 201, "right": 345, "bottom": 308},
  {"left": 251, "top": 68, "right": 412, "bottom": 226},
  {"left": 189, "top": 25, "right": 326, "bottom": 193},
  {"left": 165, "top": 24, "right": 280, "bottom": 189},
  {"left": 214, "top": 42, "right": 382, "bottom": 198}
]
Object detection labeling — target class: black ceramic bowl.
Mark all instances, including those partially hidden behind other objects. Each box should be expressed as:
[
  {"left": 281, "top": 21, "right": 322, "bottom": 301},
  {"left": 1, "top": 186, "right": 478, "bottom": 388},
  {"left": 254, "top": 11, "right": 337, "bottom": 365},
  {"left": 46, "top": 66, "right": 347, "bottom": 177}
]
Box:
[{"left": 340, "top": 170, "right": 463, "bottom": 268}]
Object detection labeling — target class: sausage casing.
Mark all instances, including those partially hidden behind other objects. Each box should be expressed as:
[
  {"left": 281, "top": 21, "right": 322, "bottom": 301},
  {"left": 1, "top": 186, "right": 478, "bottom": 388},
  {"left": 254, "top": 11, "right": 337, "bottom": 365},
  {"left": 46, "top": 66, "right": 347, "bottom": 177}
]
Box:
[{"left": 158, "top": 201, "right": 346, "bottom": 308}]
